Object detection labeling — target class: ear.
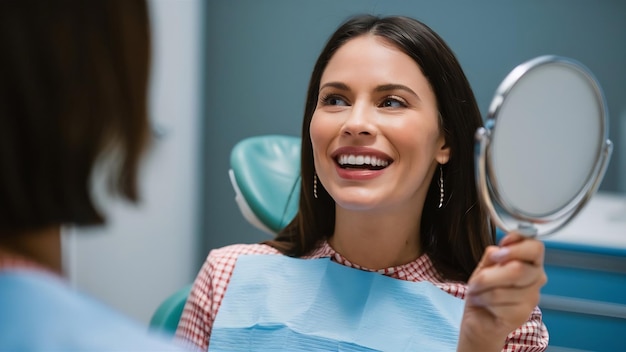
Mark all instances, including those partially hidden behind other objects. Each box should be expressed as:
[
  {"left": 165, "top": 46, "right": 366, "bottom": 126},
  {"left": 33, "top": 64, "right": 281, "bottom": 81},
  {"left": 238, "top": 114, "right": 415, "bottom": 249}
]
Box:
[{"left": 436, "top": 138, "right": 451, "bottom": 165}]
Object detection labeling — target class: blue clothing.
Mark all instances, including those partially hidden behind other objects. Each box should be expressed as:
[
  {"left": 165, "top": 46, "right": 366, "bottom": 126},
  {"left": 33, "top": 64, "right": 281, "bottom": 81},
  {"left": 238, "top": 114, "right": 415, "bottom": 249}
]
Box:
[
  {"left": 210, "top": 255, "right": 465, "bottom": 352},
  {"left": 0, "top": 269, "right": 188, "bottom": 351}
]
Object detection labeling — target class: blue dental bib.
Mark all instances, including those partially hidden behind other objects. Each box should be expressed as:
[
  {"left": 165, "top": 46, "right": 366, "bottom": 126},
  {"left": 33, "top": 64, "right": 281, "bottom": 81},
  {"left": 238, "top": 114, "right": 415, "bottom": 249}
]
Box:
[{"left": 209, "top": 255, "right": 464, "bottom": 351}]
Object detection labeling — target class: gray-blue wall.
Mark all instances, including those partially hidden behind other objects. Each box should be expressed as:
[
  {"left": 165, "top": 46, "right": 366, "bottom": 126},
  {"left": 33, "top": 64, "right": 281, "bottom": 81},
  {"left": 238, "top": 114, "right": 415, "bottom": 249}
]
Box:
[{"left": 201, "top": 0, "right": 626, "bottom": 254}]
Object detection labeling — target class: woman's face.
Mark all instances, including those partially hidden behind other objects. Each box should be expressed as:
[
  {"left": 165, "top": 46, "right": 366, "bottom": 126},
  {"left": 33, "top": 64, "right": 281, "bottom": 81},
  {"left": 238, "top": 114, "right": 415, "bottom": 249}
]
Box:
[{"left": 310, "top": 35, "right": 449, "bottom": 213}]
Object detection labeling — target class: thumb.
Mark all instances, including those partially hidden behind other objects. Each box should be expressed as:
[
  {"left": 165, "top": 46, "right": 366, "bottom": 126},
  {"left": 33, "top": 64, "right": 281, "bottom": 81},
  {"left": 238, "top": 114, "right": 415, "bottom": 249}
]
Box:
[
  {"left": 474, "top": 245, "right": 500, "bottom": 272},
  {"left": 467, "top": 245, "right": 500, "bottom": 296},
  {"left": 498, "top": 231, "right": 527, "bottom": 247}
]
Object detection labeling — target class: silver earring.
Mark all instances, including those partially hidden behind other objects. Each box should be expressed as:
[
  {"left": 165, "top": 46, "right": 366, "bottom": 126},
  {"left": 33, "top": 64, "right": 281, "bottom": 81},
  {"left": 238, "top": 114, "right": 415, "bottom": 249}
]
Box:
[
  {"left": 438, "top": 165, "right": 444, "bottom": 208},
  {"left": 313, "top": 173, "right": 318, "bottom": 199}
]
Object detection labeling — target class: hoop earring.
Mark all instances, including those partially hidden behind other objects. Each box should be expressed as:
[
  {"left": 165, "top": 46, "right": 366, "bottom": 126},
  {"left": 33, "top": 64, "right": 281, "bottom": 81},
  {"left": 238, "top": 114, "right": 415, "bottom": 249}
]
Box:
[
  {"left": 313, "top": 173, "right": 318, "bottom": 199},
  {"left": 438, "top": 165, "right": 444, "bottom": 208}
]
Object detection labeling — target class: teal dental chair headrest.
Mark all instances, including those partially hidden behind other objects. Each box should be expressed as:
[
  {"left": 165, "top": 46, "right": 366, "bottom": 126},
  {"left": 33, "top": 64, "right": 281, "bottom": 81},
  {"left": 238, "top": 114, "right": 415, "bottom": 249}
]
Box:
[{"left": 228, "top": 134, "right": 301, "bottom": 234}]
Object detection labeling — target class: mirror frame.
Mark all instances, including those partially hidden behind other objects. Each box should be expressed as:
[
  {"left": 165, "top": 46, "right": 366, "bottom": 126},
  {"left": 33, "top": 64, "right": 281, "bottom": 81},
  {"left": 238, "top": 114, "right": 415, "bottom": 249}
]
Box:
[{"left": 475, "top": 55, "right": 613, "bottom": 237}]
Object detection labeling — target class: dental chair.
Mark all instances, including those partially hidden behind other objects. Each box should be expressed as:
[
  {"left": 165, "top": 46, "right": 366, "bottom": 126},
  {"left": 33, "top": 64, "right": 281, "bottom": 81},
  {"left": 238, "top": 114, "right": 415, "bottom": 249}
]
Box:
[
  {"left": 148, "top": 284, "right": 193, "bottom": 335},
  {"left": 149, "top": 134, "right": 301, "bottom": 335},
  {"left": 228, "top": 134, "right": 300, "bottom": 235}
]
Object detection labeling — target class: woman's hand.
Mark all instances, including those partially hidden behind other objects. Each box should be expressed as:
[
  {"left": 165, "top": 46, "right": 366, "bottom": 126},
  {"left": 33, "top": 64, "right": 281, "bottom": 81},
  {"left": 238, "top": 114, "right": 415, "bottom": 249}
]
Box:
[{"left": 457, "top": 232, "right": 547, "bottom": 352}]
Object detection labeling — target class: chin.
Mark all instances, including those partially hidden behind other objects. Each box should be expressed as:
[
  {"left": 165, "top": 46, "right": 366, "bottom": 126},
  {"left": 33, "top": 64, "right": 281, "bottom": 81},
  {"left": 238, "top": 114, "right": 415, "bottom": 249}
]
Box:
[{"left": 333, "top": 193, "right": 382, "bottom": 212}]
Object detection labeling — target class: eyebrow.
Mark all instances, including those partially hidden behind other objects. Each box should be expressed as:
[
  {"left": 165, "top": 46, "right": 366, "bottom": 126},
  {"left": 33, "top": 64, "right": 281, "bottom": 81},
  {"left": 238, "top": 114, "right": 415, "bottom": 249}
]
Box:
[
  {"left": 375, "top": 84, "right": 420, "bottom": 100},
  {"left": 319, "top": 82, "right": 420, "bottom": 100},
  {"left": 319, "top": 81, "right": 349, "bottom": 91}
]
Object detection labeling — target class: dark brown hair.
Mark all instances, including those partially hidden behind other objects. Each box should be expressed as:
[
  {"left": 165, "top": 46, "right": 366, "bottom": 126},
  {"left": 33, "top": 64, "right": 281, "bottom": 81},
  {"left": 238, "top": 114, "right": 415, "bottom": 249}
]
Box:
[
  {"left": 266, "top": 15, "right": 493, "bottom": 282},
  {"left": 0, "top": 0, "right": 151, "bottom": 232}
]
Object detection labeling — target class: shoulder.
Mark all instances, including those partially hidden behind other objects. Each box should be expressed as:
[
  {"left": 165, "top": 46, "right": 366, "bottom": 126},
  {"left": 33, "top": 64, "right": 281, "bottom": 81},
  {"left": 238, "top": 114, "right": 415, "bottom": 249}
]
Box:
[
  {"left": 176, "top": 243, "right": 281, "bottom": 346},
  {"left": 209, "top": 243, "right": 280, "bottom": 260},
  {"left": 202, "top": 243, "right": 280, "bottom": 279},
  {"left": 0, "top": 271, "right": 186, "bottom": 351}
]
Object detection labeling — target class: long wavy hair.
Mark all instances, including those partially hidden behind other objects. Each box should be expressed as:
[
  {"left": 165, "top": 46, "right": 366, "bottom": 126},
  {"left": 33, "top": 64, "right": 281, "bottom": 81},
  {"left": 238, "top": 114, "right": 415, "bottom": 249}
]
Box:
[{"left": 265, "top": 15, "right": 493, "bottom": 282}]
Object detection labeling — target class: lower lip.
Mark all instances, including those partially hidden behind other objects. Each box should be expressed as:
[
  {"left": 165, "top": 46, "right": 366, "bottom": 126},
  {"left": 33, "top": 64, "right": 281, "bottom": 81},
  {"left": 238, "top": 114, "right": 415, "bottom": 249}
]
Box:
[{"left": 335, "top": 164, "right": 386, "bottom": 180}]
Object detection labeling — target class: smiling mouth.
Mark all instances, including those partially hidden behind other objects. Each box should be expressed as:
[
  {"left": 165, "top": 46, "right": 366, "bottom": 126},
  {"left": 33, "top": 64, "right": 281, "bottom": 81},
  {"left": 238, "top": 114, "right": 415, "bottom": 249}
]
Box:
[{"left": 336, "top": 154, "right": 392, "bottom": 170}]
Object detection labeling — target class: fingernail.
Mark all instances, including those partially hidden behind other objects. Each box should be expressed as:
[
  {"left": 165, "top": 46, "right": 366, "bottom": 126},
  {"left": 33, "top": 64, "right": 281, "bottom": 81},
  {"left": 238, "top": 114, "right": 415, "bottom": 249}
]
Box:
[{"left": 490, "top": 247, "right": 510, "bottom": 262}]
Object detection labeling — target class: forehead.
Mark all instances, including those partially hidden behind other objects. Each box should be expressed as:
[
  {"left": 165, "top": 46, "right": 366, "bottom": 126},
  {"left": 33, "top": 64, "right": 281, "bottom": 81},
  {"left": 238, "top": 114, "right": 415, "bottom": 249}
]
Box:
[{"left": 320, "top": 35, "right": 428, "bottom": 89}]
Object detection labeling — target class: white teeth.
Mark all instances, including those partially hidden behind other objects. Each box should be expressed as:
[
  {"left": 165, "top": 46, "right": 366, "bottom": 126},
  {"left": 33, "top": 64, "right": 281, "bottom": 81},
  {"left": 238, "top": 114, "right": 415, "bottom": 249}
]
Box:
[{"left": 337, "top": 154, "right": 389, "bottom": 167}]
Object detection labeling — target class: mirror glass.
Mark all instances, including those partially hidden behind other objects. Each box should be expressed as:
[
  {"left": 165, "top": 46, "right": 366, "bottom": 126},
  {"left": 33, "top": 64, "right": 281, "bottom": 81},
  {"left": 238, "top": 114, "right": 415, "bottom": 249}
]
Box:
[{"left": 475, "top": 55, "right": 613, "bottom": 237}]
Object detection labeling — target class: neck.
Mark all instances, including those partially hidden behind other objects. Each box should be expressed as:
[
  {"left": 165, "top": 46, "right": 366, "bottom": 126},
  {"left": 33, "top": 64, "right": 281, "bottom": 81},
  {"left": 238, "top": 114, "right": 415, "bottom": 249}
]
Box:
[
  {"left": 329, "top": 208, "right": 422, "bottom": 270},
  {"left": 0, "top": 226, "right": 63, "bottom": 275}
]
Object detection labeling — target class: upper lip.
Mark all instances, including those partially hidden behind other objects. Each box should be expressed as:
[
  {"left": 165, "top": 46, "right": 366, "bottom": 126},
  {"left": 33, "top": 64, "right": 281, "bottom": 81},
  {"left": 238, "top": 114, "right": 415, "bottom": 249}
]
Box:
[{"left": 331, "top": 146, "right": 393, "bottom": 167}]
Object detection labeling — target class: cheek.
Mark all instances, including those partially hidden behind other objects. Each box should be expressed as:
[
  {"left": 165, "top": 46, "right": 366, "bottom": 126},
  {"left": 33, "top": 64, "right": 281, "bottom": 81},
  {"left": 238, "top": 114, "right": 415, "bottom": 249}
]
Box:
[
  {"left": 309, "top": 113, "right": 333, "bottom": 154},
  {"left": 309, "top": 115, "right": 326, "bottom": 172},
  {"left": 390, "top": 121, "right": 442, "bottom": 157}
]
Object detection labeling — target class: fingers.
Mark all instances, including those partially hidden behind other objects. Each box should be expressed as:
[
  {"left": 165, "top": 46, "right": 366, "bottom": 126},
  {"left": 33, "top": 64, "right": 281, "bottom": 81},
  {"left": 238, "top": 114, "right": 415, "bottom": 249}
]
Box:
[
  {"left": 473, "top": 245, "right": 500, "bottom": 271},
  {"left": 498, "top": 231, "right": 526, "bottom": 247},
  {"left": 460, "top": 232, "right": 548, "bottom": 343},
  {"left": 470, "top": 260, "right": 546, "bottom": 294},
  {"left": 497, "top": 232, "right": 545, "bottom": 266},
  {"left": 464, "top": 276, "right": 545, "bottom": 333},
  {"left": 467, "top": 279, "right": 543, "bottom": 308},
  {"left": 467, "top": 233, "right": 547, "bottom": 295}
]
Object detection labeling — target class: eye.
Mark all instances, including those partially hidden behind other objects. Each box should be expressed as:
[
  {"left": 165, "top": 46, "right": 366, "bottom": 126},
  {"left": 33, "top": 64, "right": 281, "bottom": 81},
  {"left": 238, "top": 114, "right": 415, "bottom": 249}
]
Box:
[
  {"left": 379, "top": 96, "right": 407, "bottom": 108},
  {"left": 320, "top": 94, "right": 349, "bottom": 106}
]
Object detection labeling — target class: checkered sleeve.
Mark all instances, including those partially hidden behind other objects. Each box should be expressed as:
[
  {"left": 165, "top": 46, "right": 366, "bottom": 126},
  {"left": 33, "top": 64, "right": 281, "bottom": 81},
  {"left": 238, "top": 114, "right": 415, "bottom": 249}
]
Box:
[
  {"left": 174, "top": 250, "right": 216, "bottom": 351},
  {"left": 503, "top": 306, "right": 549, "bottom": 351},
  {"left": 174, "top": 243, "right": 279, "bottom": 351}
]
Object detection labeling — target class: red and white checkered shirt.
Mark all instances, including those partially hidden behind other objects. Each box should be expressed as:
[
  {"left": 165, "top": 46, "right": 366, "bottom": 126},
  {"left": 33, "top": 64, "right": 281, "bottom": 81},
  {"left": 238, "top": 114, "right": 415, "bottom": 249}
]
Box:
[{"left": 175, "top": 242, "right": 548, "bottom": 351}]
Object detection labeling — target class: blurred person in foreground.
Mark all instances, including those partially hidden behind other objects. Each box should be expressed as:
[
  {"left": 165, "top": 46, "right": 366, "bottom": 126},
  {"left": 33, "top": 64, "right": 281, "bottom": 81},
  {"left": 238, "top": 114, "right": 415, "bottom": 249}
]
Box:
[{"left": 0, "top": 0, "right": 191, "bottom": 350}]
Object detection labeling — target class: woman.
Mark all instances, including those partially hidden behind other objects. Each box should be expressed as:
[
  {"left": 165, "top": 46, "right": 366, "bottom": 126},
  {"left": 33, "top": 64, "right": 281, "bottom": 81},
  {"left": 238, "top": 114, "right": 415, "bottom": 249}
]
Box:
[
  {"left": 177, "top": 15, "right": 548, "bottom": 351},
  {"left": 0, "top": 1, "right": 187, "bottom": 350}
]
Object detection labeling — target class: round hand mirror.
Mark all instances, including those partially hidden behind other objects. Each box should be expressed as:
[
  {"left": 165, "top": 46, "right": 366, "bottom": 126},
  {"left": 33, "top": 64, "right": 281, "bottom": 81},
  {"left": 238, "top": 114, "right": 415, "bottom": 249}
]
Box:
[{"left": 475, "top": 55, "right": 613, "bottom": 237}]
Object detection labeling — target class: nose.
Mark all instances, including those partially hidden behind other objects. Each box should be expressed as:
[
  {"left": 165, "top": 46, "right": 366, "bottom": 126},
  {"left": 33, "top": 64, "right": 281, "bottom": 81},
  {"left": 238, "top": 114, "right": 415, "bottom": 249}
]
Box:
[{"left": 341, "top": 102, "right": 376, "bottom": 137}]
